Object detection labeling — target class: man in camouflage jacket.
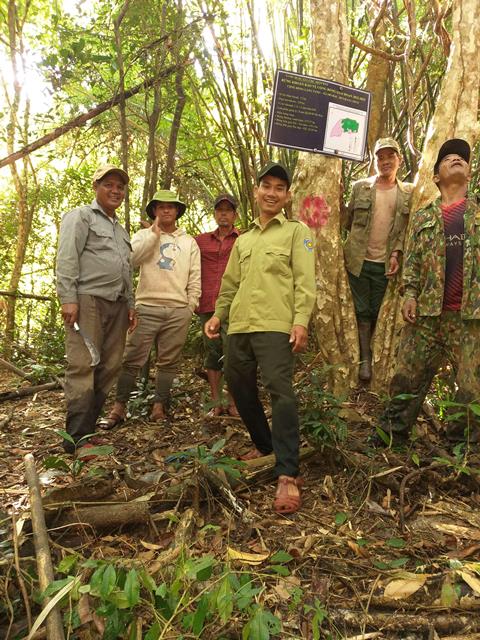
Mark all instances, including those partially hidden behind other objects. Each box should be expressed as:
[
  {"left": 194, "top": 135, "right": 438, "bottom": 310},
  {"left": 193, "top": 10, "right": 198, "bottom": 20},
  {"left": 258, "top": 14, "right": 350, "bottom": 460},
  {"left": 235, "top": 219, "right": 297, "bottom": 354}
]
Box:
[{"left": 380, "top": 138, "right": 480, "bottom": 443}]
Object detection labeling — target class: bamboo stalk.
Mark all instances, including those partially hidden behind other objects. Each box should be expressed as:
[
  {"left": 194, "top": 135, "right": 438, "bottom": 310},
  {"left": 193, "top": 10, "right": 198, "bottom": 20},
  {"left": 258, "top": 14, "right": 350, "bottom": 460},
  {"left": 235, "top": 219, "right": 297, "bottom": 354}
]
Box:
[{"left": 24, "top": 454, "right": 65, "bottom": 640}]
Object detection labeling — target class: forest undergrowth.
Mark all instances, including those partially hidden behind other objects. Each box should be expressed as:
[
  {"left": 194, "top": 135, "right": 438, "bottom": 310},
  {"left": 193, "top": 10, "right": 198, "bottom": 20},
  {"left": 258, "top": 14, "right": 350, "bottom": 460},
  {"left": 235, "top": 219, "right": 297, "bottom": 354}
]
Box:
[{"left": 1, "top": 353, "right": 480, "bottom": 639}]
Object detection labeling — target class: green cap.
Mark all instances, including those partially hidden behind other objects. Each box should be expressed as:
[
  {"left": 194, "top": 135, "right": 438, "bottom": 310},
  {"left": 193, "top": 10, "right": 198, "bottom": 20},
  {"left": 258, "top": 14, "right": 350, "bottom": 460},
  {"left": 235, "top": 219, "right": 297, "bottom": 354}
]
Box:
[
  {"left": 257, "top": 161, "right": 291, "bottom": 188},
  {"left": 374, "top": 137, "right": 401, "bottom": 155},
  {"left": 146, "top": 190, "right": 187, "bottom": 220}
]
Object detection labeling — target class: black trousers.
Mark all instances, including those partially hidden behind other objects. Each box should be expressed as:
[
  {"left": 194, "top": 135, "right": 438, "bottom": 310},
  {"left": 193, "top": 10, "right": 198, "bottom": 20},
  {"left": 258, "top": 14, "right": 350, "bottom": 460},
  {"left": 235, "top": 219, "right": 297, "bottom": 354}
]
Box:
[{"left": 225, "top": 332, "right": 299, "bottom": 477}]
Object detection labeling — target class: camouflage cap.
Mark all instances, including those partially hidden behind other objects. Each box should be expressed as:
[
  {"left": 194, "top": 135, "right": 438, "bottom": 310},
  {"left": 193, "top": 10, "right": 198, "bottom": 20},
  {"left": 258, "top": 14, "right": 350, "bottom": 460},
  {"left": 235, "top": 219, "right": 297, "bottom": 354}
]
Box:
[
  {"left": 434, "top": 138, "right": 470, "bottom": 175},
  {"left": 257, "top": 161, "right": 291, "bottom": 188},
  {"left": 146, "top": 190, "right": 187, "bottom": 220},
  {"left": 92, "top": 164, "right": 129, "bottom": 186},
  {"left": 213, "top": 193, "right": 238, "bottom": 209},
  {"left": 374, "top": 137, "right": 401, "bottom": 155}
]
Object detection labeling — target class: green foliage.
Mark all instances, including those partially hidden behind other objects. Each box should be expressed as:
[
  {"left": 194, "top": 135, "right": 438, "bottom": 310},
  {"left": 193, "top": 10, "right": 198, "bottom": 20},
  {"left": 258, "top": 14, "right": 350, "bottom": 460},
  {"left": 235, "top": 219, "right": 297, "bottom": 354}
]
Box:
[
  {"left": 52, "top": 551, "right": 293, "bottom": 639},
  {"left": 43, "top": 431, "right": 113, "bottom": 479},
  {"left": 299, "top": 371, "right": 347, "bottom": 445},
  {"left": 166, "top": 438, "right": 246, "bottom": 480}
]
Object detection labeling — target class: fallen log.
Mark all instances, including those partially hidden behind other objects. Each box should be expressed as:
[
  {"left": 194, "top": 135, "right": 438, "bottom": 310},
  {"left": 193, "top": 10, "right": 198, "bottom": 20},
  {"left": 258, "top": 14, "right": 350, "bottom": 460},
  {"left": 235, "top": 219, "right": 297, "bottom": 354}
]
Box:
[
  {"left": 0, "top": 381, "right": 60, "bottom": 402},
  {"left": 53, "top": 502, "right": 150, "bottom": 531},
  {"left": 24, "top": 454, "right": 65, "bottom": 640},
  {"left": 43, "top": 477, "right": 117, "bottom": 507},
  {"left": 330, "top": 609, "right": 480, "bottom": 633}
]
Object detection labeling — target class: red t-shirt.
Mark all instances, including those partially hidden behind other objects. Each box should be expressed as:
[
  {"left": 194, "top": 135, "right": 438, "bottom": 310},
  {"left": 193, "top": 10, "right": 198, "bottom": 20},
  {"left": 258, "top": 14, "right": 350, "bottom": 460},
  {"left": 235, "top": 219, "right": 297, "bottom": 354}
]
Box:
[
  {"left": 195, "top": 227, "right": 239, "bottom": 313},
  {"left": 441, "top": 198, "right": 466, "bottom": 312}
]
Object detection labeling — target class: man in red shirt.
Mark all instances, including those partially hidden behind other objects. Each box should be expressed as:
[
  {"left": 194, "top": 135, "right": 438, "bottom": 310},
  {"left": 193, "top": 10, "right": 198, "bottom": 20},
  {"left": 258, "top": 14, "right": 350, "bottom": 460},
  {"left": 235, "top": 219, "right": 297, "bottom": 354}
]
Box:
[{"left": 195, "top": 194, "right": 240, "bottom": 417}]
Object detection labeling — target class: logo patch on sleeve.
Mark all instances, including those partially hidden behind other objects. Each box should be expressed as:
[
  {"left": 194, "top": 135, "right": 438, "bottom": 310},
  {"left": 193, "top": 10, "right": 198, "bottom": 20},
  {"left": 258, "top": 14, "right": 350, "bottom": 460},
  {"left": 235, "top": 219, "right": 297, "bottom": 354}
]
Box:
[{"left": 304, "top": 238, "right": 314, "bottom": 252}]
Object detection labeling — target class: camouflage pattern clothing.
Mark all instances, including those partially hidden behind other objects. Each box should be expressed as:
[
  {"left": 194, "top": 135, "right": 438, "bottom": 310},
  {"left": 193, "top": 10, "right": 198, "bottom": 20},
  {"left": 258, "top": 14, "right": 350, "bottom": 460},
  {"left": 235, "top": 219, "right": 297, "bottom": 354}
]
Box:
[
  {"left": 403, "top": 196, "right": 480, "bottom": 318},
  {"left": 381, "top": 196, "right": 480, "bottom": 438},
  {"left": 380, "top": 312, "right": 480, "bottom": 438},
  {"left": 343, "top": 176, "right": 413, "bottom": 277}
]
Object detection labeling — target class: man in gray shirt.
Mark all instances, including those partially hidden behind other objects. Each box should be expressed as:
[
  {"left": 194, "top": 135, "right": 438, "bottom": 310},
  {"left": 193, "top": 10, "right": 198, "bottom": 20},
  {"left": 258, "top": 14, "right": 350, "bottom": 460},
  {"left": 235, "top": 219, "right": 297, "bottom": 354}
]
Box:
[{"left": 56, "top": 165, "right": 136, "bottom": 453}]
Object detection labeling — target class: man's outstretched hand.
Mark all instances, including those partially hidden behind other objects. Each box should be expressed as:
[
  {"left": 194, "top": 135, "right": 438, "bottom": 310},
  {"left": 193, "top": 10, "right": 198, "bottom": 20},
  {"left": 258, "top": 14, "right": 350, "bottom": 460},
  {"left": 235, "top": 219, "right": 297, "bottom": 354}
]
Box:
[
  {"left": 289, "top": 325, "right": 308, "bottom": 353},
  {"left": 205, "top": 316, "right": 221, "bottom": 339}
]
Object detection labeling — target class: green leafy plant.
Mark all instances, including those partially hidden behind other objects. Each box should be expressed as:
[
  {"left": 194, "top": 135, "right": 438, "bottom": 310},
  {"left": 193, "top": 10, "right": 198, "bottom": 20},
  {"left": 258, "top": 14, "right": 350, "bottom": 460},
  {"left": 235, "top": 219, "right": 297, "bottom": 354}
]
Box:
[
  {"left": 47, "top": 551, "right": 288, "bottom": 639},
  {"left": 166, "top": 438, "right": 245, "bottom": 480},
  {"left": 300, "top": 372, "right": 347, "bottom": 445},
  {"left": 43, "top": 430, "right": 113, "bottom": 479},
  {"left": 303, "top": 599, "right": 328, "bottom": 640}
]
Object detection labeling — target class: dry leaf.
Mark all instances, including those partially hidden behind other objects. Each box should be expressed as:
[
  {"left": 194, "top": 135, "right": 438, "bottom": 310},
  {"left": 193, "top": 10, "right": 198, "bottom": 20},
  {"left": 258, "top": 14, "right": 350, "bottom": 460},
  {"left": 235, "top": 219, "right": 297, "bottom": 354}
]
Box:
[
  {"left": 458, "top": 570, "right": 480, "bottom": 595},
  {"left": 226, "top": 546, "right": 270, "bottom": 565},
  {"left": 347, "top": 540, "right": 369, "bottom": 558},
  {"left": 140, "top": 540, "right": 164, "bottom": 550},
  {"left": 273, "top": 583, "right": 292, "bottom": 600},
  {"left": 383, "top": 574, "right": 427, "bottom": 600}
]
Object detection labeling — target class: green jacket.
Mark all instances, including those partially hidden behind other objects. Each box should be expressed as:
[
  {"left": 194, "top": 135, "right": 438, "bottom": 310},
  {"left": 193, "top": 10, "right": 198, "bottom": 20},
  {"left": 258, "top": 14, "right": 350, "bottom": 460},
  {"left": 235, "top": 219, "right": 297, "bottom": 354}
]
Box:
[
  {"left": 343, "top": 176, "right": 413, "bottom": 277},
  {"left": 214, "top": 213, "right": 316, "bottom": 334},
  {"left": 403, "top": 196, "right": 480, "bottom": 319}
]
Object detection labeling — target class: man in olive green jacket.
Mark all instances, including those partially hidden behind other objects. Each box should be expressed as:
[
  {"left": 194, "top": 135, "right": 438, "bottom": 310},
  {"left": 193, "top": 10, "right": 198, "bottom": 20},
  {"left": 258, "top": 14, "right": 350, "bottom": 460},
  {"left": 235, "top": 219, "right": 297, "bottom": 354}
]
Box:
[
  {"left": 344, "top": 137, "right": 413, "bottom": 382},
  {"left": 380, "top": 138, "right": 480, "bottom": 443},
  {"left": 205, "top": 161, "right": 316, "bottom": 514}
]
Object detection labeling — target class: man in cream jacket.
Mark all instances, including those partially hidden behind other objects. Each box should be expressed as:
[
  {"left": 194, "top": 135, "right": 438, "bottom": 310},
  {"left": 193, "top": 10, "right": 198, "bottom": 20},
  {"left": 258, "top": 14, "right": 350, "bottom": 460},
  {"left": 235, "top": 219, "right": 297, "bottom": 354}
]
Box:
[{"left": 106, "top": 190, "right": 201, "bottom": 424}]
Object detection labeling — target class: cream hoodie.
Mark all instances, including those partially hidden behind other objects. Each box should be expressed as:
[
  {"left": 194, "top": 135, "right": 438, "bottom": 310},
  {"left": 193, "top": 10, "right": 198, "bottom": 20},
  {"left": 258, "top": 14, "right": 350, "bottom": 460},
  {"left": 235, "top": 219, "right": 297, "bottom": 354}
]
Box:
[{"left": 131, "top": 226, "right": 201, "bottom": 310}]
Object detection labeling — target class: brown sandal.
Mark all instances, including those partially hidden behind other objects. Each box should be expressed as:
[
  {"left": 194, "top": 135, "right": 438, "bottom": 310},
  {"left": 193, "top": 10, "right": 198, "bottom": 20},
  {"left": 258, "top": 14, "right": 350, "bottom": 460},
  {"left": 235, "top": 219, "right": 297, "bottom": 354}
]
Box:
[
  {"left": 239, "top": 448, "right": 265, "bottom": 461},
  {"left": 274, "top": 476, "right": 303, "bottom": 514},
  {"left": 98, "top": 412, "right": 125, "bottom": 431}
]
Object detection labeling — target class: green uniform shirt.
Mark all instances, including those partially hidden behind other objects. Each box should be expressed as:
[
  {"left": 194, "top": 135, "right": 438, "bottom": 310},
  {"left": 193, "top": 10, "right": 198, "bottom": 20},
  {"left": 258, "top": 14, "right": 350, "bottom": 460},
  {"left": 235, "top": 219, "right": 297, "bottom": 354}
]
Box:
[
  {"left": 214, "top": 213, "right": 316, "bottom": 334},
  {"left": 343, "top": 176, "right": 413, "bottom": 277},
  {"left": 403, "top": 195, "right": 480, "bottom": 319}
]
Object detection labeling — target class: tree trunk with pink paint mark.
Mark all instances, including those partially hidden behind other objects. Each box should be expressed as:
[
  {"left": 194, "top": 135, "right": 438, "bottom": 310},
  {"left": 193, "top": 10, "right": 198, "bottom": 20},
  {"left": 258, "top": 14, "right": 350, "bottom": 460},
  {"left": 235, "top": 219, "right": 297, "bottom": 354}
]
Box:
[{"left": 291, "top": 0, "right": 358, "bottom": 395}]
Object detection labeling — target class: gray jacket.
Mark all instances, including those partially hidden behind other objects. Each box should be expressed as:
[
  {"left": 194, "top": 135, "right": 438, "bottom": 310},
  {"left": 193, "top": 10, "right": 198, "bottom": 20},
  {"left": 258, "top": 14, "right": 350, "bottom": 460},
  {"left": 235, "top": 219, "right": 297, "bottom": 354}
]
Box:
[{"left": 56, "top": 199, "right": 134, "bottom": 307}]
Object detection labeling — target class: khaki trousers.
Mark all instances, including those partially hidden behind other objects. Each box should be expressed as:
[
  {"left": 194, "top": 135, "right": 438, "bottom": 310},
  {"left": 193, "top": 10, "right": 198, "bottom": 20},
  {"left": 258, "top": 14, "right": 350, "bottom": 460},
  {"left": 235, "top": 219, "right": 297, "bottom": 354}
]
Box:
[
  {"left": 64, "top": 294, "right": 129, "bottom": 450},
  {"left": 116, "top": 304, "right": 192, "bottom": 404}
]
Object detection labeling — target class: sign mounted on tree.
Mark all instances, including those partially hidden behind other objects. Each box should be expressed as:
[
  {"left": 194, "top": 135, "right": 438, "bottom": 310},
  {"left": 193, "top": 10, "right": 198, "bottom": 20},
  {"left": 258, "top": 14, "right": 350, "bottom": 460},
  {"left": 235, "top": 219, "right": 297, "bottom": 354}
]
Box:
[{"left": 267, "top": 69, "right": 371, "bottom": 162}]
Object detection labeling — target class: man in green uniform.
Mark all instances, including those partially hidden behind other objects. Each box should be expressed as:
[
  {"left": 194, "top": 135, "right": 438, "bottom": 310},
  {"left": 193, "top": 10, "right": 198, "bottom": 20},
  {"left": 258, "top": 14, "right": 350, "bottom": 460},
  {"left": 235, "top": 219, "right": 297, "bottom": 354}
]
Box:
[
  {"left": 205, "top": 161, "right": 316, "bottom": 514},
  {"left": 344, "top": 138, "right": 413, "bottom": 382},
  {"left": 380, "top": 138, "right": 480, "bottom": 443}
]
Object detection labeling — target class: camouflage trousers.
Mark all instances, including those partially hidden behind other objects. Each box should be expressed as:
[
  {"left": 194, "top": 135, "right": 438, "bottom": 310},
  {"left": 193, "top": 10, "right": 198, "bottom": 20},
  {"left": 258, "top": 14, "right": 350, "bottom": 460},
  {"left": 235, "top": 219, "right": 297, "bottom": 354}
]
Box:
[{"left": 380, "top": 311, "right": 480, "bottom": 438}]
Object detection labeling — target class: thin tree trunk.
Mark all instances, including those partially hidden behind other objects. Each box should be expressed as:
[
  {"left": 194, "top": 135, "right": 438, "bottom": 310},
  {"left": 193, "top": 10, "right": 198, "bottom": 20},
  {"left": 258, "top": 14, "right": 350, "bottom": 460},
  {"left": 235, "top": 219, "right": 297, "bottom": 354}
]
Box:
[{"left": 113, "top": 0, "right": 131, "bottom": 232}]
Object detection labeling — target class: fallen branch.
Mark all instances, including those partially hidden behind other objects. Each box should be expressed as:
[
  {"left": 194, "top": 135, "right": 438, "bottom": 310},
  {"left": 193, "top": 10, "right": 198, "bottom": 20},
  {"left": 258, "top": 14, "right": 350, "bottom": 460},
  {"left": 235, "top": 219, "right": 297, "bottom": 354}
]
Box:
[
  {"left": 0, "top": 357, "right": 35, "bottom": 382},
  {"left": 0, "top": 381, "right": 60, "bottom": 403},
  {"left": 53, "top": 502, "right": 150, "bottom": 531},
  {"left": 43, "top": 477, "right": 116, "bottom": 507},
  {"left": 330, "top": 609, "right": 480, "bottom": 633},
  {"left": 150, "top": 508, "right": 195, "bottom": 573},
  {"left": 24, "top": 454, "right": 65, "bottom": 640}
]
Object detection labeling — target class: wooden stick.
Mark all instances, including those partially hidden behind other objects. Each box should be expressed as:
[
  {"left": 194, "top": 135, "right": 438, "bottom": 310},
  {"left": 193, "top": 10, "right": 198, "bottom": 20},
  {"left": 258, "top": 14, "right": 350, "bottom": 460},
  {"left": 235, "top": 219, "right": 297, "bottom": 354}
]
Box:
[
  {"left": 24, "top": 454, "right": 65, "bottom": 640},
  {"left": 0, "top": 381, "right": 60, "bottom": 403},
  {"left": 12, "top": 511, "right": 32, "bottom": 631},
  {"left": 0, "top": 357, "right": 35, "bottom": 381}
]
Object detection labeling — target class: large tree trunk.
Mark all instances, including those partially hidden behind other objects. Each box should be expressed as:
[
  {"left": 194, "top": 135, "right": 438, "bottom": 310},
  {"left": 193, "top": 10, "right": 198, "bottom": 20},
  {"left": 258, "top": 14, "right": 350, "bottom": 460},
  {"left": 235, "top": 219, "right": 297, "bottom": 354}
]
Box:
[
  {"left": 371, "top": 0, "right": 480, "bottom": 393},
  {"left": 291, "top": 0, "right": 358, "bottom": 395}
]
